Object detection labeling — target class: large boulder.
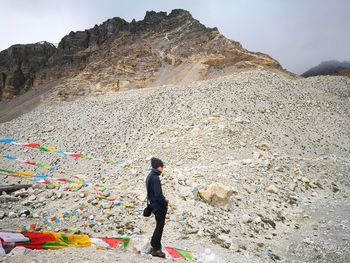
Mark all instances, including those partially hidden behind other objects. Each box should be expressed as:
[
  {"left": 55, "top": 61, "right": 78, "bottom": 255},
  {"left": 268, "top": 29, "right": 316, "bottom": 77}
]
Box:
[{"left": 199, "top": 182, "right": 233, "bottom": 210}]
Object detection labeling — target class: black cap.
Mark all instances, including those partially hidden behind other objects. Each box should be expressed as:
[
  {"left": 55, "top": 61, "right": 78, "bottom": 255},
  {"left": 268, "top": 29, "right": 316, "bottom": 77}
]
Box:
[{"left": 151, "top": 157, "right": 164, "bottom": 169}]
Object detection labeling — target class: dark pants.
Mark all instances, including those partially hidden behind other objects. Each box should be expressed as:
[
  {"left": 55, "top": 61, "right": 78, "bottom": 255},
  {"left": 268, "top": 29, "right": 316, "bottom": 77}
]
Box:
[{"left": 151, "top": 206, "right": 167, "bottom": 250}]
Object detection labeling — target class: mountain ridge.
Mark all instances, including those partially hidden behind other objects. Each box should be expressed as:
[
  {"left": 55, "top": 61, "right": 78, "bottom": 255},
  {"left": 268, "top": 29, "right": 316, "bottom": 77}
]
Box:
[
  {"left": 302, "top": 60, "right": 350, "bottom": 77},
  {"left": 0, "top": 9, "right": 285, "bottom": 102}
]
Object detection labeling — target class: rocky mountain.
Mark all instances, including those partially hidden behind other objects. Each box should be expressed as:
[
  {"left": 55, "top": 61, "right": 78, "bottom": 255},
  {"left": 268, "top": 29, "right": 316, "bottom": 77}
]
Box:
[
  {"left": 0, "top": 9, "right": 283, "bottom": 102},
  {"left": 302, "top": 60, "right": 350, "bottom": 78}
]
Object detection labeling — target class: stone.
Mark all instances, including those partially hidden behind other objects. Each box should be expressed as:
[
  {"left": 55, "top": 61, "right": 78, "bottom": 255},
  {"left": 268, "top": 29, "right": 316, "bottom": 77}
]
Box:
[
  {"left": 242, "top": 214, "right": 252, "bottom": 223},
  {"left": 303, "top": 237, "right": 313, "bottom": 245},
  {"left": 28, "top": 194, "right": 36, "bottom": 202},
  {"left": 38, "top": 196, "right": 46, "bottom": 203},
  {"left": 288, "top": 182, "right": 297, "bottom": 191},
  {"left": 266, "top": 185, "right": 278, "bottom": 194},
  {"left": 0, "top": 195, "right": 19, "bottom": 203},
  {"left": 199, "top": 182, "right": 233, "bottom": 210},
  {"left": 253, "top": 151, "right": 263, "bottom": 159},
  {"left": 256, "top": 143, "right": 270, "bottom": 151},
  {"left": 32, "top": 213, "right": 40, "bottom": 219},
  {"left": 0, "top": 211, "right": 6, "bottom": 219},
  {"left": 254, "top": 217, "right": 262, "bottom": 224},
  {"left": 103, "top": 191, "right": 111, "bottom": 197},
  {"left": 79, "top": 193, "right": 86, "bottom": 198},
  {"left": 9, "top": 211, "right": 17, "bottom": 218},
  {"left": 301, "top": 177, "right": 310, "bottom": 183},
  {"left": 197, "top": 229, "right": 204, "bottom": 237},
  {"left": 229, "top": 242, "right": 240, "bottom": 252},
  {"left": 275, "top": 166, "right": 284, "bottom": 172},
  {"left": 19, "top": 209, "right": 30, "bottom": 216},
  {"left": 12, "top": 188, "right": 28, "bottom": 197}
]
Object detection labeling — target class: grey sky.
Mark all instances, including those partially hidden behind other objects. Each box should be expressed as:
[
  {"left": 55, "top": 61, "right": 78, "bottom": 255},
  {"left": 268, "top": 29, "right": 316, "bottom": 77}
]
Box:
[{"left": 1, "top": 0, "right": 349, "bottom": 74}]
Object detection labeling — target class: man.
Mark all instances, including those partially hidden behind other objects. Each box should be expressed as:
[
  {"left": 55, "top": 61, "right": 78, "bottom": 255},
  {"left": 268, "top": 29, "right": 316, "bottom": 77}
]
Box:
[{"left": 146, "top": 157, "right": 168, "bottom": 258}]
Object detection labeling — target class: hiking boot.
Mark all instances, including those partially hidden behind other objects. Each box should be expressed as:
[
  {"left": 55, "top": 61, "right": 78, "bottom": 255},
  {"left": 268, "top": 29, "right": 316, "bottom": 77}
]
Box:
[{"left": 151, "top": 249, "right": 166, "bottom": 258}]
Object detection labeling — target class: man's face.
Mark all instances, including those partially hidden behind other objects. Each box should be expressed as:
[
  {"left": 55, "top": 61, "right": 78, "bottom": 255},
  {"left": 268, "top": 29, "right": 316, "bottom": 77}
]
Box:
[{"left": 157, "top": 166, "right": 164, "bottom": 173}]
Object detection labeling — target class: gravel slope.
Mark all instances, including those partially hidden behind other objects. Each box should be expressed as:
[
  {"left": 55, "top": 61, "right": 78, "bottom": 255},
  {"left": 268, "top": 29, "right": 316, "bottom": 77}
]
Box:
[{"left": 0, "top": 70, "right": 349, "bottom": 262}]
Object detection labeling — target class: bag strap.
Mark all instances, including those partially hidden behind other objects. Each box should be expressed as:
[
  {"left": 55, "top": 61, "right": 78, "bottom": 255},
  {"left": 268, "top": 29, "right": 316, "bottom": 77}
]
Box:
[{"left": 146, "top": 175, "right": 152, "bottom": 205}]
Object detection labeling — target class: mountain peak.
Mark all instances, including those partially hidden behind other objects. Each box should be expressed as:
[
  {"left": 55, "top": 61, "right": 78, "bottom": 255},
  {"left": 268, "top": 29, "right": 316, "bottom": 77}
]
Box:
[
  {"left": 0, "top": 9, "right": 284, "bottom": 102},
  {"left": 143, "top": 9, "right": 192, "bottom": 22},
  {"left": 143, "top": 10, "right": 168, "bottom": 23}
]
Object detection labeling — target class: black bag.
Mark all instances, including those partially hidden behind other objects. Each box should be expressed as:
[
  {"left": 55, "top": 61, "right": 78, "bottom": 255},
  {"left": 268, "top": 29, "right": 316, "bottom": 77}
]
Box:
[
  {"left": 143, "top": 202, "right": 152, "bottom": 217},
  {"left": 143, "top": 177, "right": 152, "bottom": 217}
]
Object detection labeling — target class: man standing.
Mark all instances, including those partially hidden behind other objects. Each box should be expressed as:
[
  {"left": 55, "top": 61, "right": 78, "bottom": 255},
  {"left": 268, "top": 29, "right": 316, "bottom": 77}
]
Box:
[{"left": 146, "top": 157, "right": 168, "bottom": 258}]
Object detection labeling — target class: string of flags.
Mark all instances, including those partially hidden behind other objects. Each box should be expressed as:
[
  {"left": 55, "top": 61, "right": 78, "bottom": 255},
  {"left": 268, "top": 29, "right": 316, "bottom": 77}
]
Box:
[
  {"left": 168, "top": 204, "right": 187, "bottom": 223},
  {"left": 0, "top": 231, "right": 194, "bottom": 260},
  {"left": 1, "top": 136, "right": 190, "bottom": 256},
  {"left": 0, "top": 153, "right": 65, "bottom": 174},
  {"left": 0, "top": 172, "right": 80, "bottom": 188},
  {"left": 0, "top": 138, "right": 123, "bottom": 166},
  {"left": 21, "top": 197, "right": 95, "bottom": 232},
  {"left": 0, "top": 168, "right": 85, "bottom": 185}
]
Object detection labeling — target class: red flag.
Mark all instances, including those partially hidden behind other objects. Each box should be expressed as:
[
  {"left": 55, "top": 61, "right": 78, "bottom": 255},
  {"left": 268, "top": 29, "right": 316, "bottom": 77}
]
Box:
[
  {"left": 69, "top": 153, "right": 81, "bottom": 158},
  {"left": 165, "top": 246, "right": 183, "bottom": 259},
  {"left": 23, "top": 143, "right": 40, "bottom": 147}
]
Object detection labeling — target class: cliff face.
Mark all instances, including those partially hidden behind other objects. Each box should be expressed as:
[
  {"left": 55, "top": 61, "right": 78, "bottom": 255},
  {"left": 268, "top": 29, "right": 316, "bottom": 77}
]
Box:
[
  {"left": 0, "top": 9, "right": 283, "bottom": 101},
  {"left": 0, "top": 42, "right": 56, "bottom": 101}
]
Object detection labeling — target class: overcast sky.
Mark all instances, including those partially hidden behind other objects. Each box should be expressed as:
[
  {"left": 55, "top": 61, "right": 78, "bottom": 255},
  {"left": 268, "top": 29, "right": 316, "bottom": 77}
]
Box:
[{"left": 1, "top": 0, "right": 349, "bottom": 74}]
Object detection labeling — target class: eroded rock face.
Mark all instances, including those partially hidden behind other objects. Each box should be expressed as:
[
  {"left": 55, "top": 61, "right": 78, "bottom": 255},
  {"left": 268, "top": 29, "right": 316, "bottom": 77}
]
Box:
[
  {"left": 0, "top": 9, "right": 284, "bottom": 102},
  {"left": 199, "top": 182, "right": 233, "bottom": 210},
  {"left": 0, "top": 42, "right": 56, "bottom": 101}
]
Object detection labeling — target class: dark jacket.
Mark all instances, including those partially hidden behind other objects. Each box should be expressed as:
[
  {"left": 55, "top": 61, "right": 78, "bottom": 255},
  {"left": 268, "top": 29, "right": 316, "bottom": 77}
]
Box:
[{"left": 146, "top": 168, "right": 167, "bottom": 212}]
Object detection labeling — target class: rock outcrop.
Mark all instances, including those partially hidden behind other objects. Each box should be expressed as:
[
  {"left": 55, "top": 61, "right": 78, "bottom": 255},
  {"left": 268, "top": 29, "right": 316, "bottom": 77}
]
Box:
[
  {"left": 0, "top": 9, "right": 284, "bottom": 102},
  {"left": 0, "top": 42, "right": 56, "bottom": 101},
  {"left": 199, "top": 182, "right": 233, "bottom": 210}
]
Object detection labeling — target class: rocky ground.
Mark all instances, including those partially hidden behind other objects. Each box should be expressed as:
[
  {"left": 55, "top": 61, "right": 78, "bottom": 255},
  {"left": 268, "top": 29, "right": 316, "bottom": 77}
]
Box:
[{"left": 0, "top": 69, "right": 349, "bottom": 262}]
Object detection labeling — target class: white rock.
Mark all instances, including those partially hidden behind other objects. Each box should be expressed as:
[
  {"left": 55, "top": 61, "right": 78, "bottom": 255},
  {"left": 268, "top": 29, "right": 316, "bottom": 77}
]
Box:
[
  {"left": 254, "top": 217, "right": 262, "bottom": 224},
  {"left": 242, "top": 214, "right": 252, "bottom": 223},
  {"left": 28, "top": 194, "right": 36, "bottom": 202},
  {"left": 303, "top": 237, "right": 313, "bottom": 245},
  {"left": 301, "top": 177, "right": 310, "bottom": 183},
  {"left": 266, "top": 185, "right": 278, "bottom": 194},
  {"left": 9, "top": 211, "right": 17, "bottom": 218}
]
